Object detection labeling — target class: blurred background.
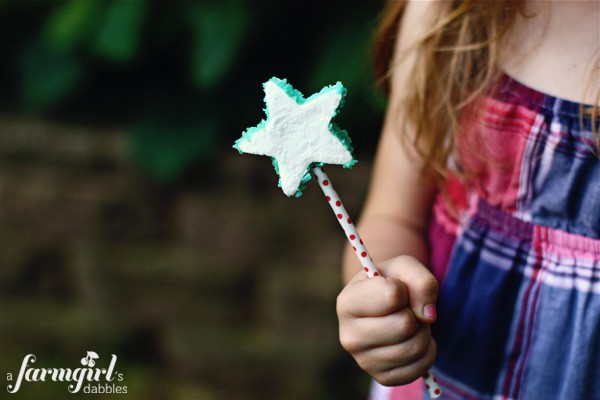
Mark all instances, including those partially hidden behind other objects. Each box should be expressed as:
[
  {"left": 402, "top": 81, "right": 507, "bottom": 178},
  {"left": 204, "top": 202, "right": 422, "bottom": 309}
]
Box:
[{"left": 0, "top": 1, "right": 387, "bottom": 398}]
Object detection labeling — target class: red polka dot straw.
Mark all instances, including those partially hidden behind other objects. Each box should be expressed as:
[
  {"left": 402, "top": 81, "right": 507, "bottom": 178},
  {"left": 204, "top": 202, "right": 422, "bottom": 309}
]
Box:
[
  {"left": 313, "top": 166, "right": 441, "bottom": 399},
  {"left": 313, "top": 166, "right": 378, "bottom": 277}
]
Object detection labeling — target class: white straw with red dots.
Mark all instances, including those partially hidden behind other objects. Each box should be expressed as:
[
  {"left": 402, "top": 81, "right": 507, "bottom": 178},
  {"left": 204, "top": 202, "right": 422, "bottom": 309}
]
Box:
[
  {"left": 422, "top": 371, "right": 441, "bottom": 398},
  {"left": 313, "top": 166, "right": 379, "bottom": 277},
  {"left": 313, "top": 166, "right": 441, "bottom": 399}
]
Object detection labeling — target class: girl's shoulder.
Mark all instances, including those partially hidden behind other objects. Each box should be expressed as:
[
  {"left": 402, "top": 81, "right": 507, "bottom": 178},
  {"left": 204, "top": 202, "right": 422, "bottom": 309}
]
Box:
[{"left": 500, "top": 1, "right": 599, "bottom": 106}]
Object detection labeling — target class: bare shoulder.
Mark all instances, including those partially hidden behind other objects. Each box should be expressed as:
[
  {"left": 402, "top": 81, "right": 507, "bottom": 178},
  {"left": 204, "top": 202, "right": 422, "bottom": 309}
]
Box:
[{"left": 501, "top": 0, "right": 599, "bottom": 104}]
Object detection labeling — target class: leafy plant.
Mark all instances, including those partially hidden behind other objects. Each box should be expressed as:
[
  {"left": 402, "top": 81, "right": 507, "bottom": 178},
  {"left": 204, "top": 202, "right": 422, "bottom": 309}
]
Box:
[{"left": 0, "top": 0, "right": 384, "bottom": 182}]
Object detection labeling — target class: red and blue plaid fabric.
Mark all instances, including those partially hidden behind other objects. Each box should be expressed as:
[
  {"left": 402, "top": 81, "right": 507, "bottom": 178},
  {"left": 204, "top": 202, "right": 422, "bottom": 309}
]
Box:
[
  {"left": 430, "top": 75, "right": 600, "bottom": 400},
  {"left": 374, "top": 74, "right": 600, "bottom": 400}
]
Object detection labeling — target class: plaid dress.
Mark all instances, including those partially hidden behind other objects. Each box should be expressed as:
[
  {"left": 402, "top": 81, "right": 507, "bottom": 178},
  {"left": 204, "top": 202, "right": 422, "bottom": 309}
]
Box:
[{"left": 373, "top": 74, "right": 600, "bottom": 400}]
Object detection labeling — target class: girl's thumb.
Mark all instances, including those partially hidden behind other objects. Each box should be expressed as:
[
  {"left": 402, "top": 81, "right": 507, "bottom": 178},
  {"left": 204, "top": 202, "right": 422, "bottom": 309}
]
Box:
[{"left": 381, "top": 255, "right": 439, "bottom": 323}]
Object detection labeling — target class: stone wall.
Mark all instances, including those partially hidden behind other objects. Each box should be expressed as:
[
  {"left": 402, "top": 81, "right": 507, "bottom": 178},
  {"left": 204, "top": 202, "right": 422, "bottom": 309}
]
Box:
[{"left": 0, "top": 117, "right": 373, "bottom": 399}]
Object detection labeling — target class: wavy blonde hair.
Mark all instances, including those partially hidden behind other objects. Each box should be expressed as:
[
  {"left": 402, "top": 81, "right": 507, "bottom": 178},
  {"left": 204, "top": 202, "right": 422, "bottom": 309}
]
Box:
[{"left": 374, "top": 0, "right": 599, "bottom": 177}]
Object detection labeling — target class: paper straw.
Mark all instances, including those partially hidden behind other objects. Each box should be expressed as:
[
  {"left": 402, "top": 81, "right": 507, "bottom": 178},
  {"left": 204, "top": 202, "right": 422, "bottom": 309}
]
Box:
[
  {"left": 313, "top": 166, "right": 379, "bottom": 277},
  {"left": 312, "top": 166, "right": 441, "bottom": 399},
  {"left": 423, "top": 371, "right": 441, "bottom": 398}
]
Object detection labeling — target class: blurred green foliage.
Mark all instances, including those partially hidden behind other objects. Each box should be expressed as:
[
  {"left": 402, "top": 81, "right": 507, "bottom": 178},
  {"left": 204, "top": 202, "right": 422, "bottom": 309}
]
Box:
[{"left": 0, "top": 0, "right": 384, "bottom": 182}]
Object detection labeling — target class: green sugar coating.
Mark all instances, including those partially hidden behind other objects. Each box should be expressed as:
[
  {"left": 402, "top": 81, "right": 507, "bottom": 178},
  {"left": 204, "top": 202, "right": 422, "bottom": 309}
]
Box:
[
  {"left": 233, "top": 119, "right": 266, "bottom": 153},
  {"left": 234, "top": 77, "right": 357, "bottom": 197}
]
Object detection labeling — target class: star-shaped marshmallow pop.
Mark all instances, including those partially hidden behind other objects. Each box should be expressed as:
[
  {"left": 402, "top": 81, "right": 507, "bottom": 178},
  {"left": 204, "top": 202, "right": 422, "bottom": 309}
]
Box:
[
  {"left": 234, "top": 77, "right": 356, "bottom": 197},
  {"left": 234, "top": 77, "right": 442, "bottom": 399}
]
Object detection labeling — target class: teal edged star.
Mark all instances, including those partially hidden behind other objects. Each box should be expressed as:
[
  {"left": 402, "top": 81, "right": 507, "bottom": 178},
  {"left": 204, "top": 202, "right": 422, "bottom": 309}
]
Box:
[{"left": 234, "top": 77, "right": 357, "bottom": 197}]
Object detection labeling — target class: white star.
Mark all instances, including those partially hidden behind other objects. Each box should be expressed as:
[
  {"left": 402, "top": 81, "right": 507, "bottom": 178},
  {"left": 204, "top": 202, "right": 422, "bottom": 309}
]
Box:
[{"left": 234, "top": 77, "right": 356, "bottom": 197}]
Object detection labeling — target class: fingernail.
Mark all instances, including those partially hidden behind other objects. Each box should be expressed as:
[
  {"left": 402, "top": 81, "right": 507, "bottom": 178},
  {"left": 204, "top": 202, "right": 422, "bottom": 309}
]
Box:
[{"left": 424, "top": 304, "right": 437, "bottom": 320}]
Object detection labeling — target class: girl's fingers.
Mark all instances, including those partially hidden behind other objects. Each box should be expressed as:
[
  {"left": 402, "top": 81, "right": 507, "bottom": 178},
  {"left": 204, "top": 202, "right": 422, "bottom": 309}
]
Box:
[
  {"left": 337, "top": 271, "right": 409, "bottom": 318},
  {"left": 372, "top": 336, "right": 437, "bottom": 387},
  {"left": 339, "top": 307, "right": 420, "bottom": 352},
  {"left": 354, "top": 324, "right": 433, "bottom": 373}
]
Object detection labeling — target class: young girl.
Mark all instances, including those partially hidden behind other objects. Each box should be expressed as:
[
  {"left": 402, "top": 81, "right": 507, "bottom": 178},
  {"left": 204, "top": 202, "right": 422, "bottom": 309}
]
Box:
[{"left": 336, "top": 1, "right": 599, "bottom": 399}]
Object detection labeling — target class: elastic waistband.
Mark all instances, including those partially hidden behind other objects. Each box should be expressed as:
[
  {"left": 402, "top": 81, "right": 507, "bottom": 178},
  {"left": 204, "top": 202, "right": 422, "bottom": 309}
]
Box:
[{"left": 473, "top": 199, "right": 600, "bottom": 256}]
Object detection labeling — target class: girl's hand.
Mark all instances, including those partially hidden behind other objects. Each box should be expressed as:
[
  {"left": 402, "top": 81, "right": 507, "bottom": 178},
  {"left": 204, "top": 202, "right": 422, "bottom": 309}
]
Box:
[{"left": 336, "top": 255, "right": 438, "bottom": 386}]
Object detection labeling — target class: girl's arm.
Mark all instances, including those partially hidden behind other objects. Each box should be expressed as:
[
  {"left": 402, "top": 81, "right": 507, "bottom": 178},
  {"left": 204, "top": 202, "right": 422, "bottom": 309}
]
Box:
[
  {"left": 343, "top": 0, "right": 437, "bottom": 284},
  {"left": 336, "top": 1, "right": 440, "bottom": 386}
]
